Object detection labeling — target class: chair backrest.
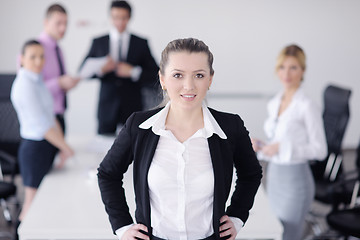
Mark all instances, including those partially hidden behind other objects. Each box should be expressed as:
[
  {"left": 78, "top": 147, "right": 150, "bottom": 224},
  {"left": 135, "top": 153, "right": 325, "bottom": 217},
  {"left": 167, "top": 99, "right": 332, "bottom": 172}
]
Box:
[
  {"left": 357, "top": 139, "right": 360, "bottom": 171},
  {"left": 0, "top": 74, "right": 21, "bottom": 178},
  {"left": 311, "top": 85, "right": 351, "bottom": 181},
  {"left": 349, "top": 139, "right": 360, "bottom": 208},
  {"left": 0, "top": 74, "right": 20, "bottom": 144},
  {"left": 323, "top": 85, "right": 351, "bottom": 154}
]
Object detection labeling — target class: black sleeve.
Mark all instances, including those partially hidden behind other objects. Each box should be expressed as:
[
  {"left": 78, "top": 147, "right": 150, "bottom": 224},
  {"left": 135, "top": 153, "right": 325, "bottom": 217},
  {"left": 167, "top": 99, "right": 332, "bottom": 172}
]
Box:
[
  {"left": 226, "top": 115, "right": 263, "bottom": 224},
  {"left": 78, "top": 39, "right": 101, "bottom": 78},
  {"left": 97, "top": 113, "right": 136, "bottom": 234},
  {"left": 137, "top": 40, "right": 159, "bottom": 89}
]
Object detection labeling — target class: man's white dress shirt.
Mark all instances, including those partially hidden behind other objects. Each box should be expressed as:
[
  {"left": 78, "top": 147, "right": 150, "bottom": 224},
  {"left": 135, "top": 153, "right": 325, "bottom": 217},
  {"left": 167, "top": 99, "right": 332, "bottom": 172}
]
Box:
[{"left": 108, "top": 27, "right": 142, "bottom": 81}]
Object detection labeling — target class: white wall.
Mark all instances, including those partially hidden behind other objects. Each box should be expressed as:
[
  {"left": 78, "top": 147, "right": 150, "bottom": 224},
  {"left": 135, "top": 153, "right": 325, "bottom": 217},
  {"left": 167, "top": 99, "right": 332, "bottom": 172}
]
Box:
[{"left": 1, "top": 0, "right": 359, "bottom": 148}]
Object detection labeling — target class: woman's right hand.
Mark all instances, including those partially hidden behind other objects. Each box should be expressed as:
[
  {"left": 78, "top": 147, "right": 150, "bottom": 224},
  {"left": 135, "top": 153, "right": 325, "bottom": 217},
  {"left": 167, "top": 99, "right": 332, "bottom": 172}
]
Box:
[
  {"left": 57, "top": 145, "right": 74, "bottom": 169},
  {"left": 122, "top": 224, "right": 149, "bottom": 240}
]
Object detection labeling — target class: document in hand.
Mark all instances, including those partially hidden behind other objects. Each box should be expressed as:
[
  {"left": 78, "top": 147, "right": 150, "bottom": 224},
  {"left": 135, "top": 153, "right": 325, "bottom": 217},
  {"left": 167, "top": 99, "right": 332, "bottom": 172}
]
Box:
[{"left": 79, "top": 57, "right": 107, "bottom": 79}]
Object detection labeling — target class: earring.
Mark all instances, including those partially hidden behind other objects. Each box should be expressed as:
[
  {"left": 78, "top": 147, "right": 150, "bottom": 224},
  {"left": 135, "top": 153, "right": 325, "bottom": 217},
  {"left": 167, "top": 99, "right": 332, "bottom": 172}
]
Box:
[{"left": 162, "top": 86, "right": 166, "bottom": 91}]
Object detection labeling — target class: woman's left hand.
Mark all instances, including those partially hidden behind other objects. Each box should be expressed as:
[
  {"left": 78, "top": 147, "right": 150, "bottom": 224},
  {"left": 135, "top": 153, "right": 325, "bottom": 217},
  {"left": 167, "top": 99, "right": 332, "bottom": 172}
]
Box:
[
  {"left": 261, "top": 142, "right": 279, "bottom": 157},
  {"left": 219, "top": 215, "right": 236, "bottom": 240}
]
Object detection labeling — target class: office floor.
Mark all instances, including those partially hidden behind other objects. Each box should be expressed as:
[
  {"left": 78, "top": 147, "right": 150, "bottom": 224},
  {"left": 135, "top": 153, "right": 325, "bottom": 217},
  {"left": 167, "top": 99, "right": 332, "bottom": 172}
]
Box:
[{"left": 0, "top": 149, "right": 358, "bottom": 240}]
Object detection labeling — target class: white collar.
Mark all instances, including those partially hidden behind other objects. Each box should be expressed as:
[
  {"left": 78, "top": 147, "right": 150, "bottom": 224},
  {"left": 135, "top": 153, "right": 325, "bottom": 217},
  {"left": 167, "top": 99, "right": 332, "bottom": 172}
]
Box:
[
  {"left": 276, "top": 87, "right": 305, "bottom": 101},
  {"left": 139, "top": 102, "right": 227, "bottom": 139},
  {"left": 109, "top": 27, "right": 129, "bottom": 41},
  {"left": 18, "top": 68, "right": 42, "bottom": 83}
]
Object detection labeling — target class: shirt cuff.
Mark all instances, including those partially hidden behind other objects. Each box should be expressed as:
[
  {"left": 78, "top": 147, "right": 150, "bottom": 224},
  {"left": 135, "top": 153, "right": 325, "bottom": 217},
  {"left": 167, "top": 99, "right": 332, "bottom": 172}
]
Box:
[
  {"left": 96, "top": 68, "right": 104, "bottom": 78},
  {"left": 131, "top": 66, "right": 142, "bottom": 82},
  {"left": 115, "top": 224, "right": 134, "bottom": 240},
  {"left": 229, "top": 216, "right": 243, "bottom": 234}
]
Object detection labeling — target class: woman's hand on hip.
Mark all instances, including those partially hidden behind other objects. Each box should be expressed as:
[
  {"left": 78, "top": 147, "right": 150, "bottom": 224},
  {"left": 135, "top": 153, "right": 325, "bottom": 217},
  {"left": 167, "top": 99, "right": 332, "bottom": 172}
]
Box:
[
  {"left": 219, "top": 215, "right": 237, "bottom": 240},
  {"left": 122, "top": 224, "right": 149, "bottom": 240}
]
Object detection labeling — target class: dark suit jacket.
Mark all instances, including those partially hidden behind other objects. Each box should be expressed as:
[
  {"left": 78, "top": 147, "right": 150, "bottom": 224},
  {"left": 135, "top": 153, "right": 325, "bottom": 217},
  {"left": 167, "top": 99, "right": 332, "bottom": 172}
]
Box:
[
  {"left": 82, "top": 33, "right": 158, "bottom": 87},
  {"left": 81, "top": 34, "right": 159, "bottom": 122},
  {"left": 98, "top": 107, "right": 262, "bottom": 239}
]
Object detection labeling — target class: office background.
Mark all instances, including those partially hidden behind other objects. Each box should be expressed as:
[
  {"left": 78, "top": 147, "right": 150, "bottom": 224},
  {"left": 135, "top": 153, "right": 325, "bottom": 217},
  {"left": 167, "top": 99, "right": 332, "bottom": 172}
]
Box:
[{"left": 0, "top": 0, "right": 359, "bottom": 148}]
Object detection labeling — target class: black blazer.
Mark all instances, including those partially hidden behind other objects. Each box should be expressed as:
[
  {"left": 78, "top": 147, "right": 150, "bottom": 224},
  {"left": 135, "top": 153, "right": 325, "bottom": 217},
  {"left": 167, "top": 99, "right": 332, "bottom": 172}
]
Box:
[{"left": 98, "top": 107, "right": 262, "bottom": 239}]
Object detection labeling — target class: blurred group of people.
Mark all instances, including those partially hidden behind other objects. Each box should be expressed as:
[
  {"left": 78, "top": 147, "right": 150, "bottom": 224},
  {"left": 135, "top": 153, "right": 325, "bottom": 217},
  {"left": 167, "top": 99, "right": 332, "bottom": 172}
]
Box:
[
  {"left": 10, "top": 1, "right": 328, "bottom": 240},
  {"left": 11, "top": 0, "right": 159, "bottom": 235}
]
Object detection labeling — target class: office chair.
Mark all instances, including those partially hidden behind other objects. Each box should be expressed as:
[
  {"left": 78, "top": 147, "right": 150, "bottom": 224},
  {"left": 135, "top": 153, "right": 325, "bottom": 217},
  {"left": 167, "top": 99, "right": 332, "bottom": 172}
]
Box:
[
  {"left": 311, "top": 85, "right": 352, "bottom": 207},
  {"left": 311, "top": 139, "right": 360, "bottom": 240},
  {"left": 0, "top": 73, "right": 20, "bottom": 226},
  {"left": 0, "top": 74, "right": 20, "bottom": 181},
  {"left": 307, "top": 85, "right": 352, "bottom": 236}
]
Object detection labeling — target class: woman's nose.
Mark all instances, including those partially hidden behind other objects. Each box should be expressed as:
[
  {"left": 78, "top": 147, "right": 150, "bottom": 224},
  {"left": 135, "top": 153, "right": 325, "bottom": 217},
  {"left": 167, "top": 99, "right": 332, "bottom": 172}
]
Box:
[{"left": 183, "top": 77, "right": 195, "bottom": 90}]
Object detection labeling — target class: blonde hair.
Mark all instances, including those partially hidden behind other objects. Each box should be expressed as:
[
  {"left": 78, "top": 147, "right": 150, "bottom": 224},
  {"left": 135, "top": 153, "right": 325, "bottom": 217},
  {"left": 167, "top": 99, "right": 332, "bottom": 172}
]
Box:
[{"left": 275, "top": 44, "right": 306, "bottom": 72}]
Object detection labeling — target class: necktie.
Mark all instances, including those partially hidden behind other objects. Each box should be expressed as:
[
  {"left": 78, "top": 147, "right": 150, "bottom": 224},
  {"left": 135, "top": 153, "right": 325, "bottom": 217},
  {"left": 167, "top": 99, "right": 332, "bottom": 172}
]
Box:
[
  {"left": 55, "top": 44, "right": 67, "bottom": 109},
  {"left": 55, "top": 45, "right": 65, "bottom": 75},
  {"left": 118, "top": 38, "right": 122, "bottom": 61}
]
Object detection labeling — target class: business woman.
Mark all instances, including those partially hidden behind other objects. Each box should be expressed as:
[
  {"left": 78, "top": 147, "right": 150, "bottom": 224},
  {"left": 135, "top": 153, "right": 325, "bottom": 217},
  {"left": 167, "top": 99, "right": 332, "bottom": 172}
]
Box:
[
  {"left": 98, "top": 38, "right": 262, "bottom": 240},
  {"left": 252, "top": 44, "right": 327, "bottom": 240},
  {"left": 11, "top": 40, "right": 74, "bottom": 222}
]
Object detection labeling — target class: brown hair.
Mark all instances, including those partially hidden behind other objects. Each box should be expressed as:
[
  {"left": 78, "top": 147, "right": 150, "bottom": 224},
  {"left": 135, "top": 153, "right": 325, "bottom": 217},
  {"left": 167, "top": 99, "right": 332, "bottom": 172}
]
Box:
[
  {"left": 21, "top": 39, "right": 42, "bottom": 55},
  {"left": 158, "top": 38, "right": 214, "bottom": 106},
  {"left": 110, "top": 0, "right": 131, "bottom": 18},
  {"left": 275, "top": 44, "right": 306, "bottom": 72},
  {"left": 159, "top": 38, "right": 214, "bottom": 76},
  {"left": 46, "top": 3, "right": 67, "bottom": 18}
]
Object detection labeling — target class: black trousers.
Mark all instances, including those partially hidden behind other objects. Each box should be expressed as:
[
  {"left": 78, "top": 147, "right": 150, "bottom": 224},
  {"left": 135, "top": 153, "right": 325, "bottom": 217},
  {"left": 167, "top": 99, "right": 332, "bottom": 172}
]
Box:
[{"left": 97, "top": 81, "right": 142, "bottom": 135}]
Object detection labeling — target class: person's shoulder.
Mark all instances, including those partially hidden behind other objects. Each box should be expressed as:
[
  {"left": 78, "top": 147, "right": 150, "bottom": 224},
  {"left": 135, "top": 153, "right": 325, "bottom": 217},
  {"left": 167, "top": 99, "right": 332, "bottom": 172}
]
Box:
[
  {"left": 92, "top": 34, "right": 110, "bottom": 42},
  {"left": 130, "top": 34, "right": 148, "bottom": 44},
  {"left": 130, "top": 33, "right": 146, "bottom": 41},
  {"left": 268, "top": 91, "right": 281, "bottom": 105},
  {"left": 209, "top": 107, "right": 238, "bottom": 119},
  {"left": 208, "top": 107, "right": 243, "bottom": 127},
  {"left": 127, "top": 107, "right": 163, "bottom": 127},
  {"left": 208, "top": 107, "right": 248, "bottom": 140},
  {"left": 295, "top": 89, "right": 316, "bottom": 107}
]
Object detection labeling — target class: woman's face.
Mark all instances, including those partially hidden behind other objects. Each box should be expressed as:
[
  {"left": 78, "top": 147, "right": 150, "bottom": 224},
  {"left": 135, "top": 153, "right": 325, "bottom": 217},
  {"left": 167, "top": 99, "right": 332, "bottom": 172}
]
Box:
[
  {"left": 159, "top": 52, "right": 213, "bottom": 112},
  {"left": 277, "top": 56, "right": 304, "bottom": 90},
  {"left": 21, "top": 45, "right": 45, "bottom": 74}
]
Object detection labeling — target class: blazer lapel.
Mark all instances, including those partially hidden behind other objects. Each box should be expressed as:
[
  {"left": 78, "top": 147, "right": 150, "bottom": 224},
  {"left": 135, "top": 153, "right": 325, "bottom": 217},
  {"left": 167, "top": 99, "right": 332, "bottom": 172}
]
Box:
[
  {"left": 101, "top": 35, "right": 110, "bottom": 56},
  {"left": 208, "top": 134, "right": 234, "bottom": 239},
  {"left": 133, "top": 128, "right": 159, "bottom": 234},
  {"left": 126, "top": 34, "right": 134, "bottom": 63}
]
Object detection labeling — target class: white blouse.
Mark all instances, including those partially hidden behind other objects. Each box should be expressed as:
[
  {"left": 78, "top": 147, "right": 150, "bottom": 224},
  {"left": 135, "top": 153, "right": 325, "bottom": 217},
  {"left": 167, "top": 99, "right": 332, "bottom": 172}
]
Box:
[
  {"left": 11, "top": 68, "right": 55, "bottom": 140},
  {"left": 259, "top": 88, "right": 327, "bottom": 165},
  {"left": 115, "top": 102, "right": 242, "bottom": 239}
]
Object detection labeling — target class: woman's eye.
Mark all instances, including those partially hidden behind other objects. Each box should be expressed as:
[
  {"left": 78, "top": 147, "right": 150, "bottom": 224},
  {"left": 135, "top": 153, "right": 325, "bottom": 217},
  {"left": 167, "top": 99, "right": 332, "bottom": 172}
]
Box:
[
  {"left": 195, "top": 74, "right": 204, "bottom": 78},
  {"left": 173, "top": 73, "right": 182, "bottom": 78}
]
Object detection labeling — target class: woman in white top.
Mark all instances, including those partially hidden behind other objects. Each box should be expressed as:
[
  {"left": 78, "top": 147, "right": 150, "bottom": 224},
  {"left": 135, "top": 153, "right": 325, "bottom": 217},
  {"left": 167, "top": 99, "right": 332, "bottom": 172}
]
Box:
[
  {"left": 252, "top": 44, "right": 327, "bottom": 240},
  {"left": 98, "top": 38, "right": 262, "bottom": 240},
  {"left": 11, "top": 40, "right": 74, "bottom": 223}
]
